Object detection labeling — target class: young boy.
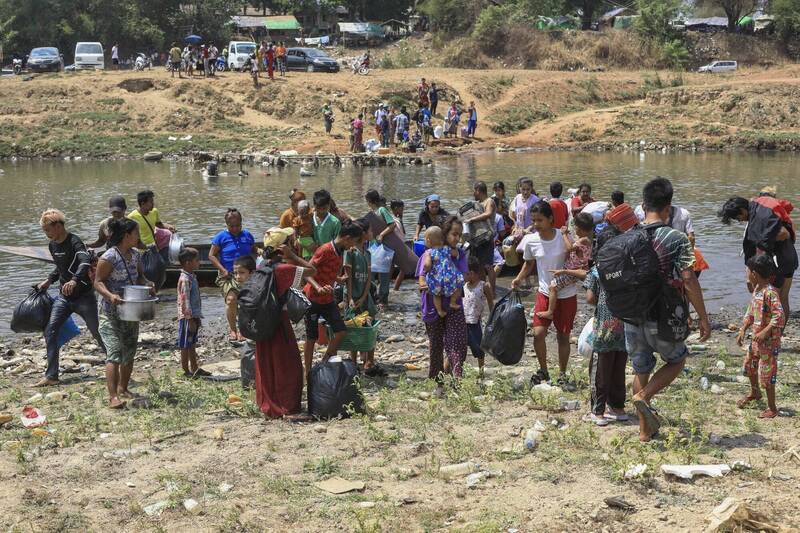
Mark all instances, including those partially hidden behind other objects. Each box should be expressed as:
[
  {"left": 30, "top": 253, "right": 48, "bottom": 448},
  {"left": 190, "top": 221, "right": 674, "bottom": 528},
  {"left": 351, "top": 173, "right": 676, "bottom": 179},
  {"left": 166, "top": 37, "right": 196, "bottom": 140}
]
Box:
[
  {"left": 736, "top": 254, "right": 785, "bottom": 419},
  {"left": 233, "top": 254, "right": 256, "bottom": 285},
  {"left": 249, "top": 53, "right": 259, "bottom": 88},
  {"left": 463, "top": 256, "right": 494, "bottom": 377},
  {"left": 233, "top": 254, "right": 257, "bottom": 388},
  {"left": 312, "top": 189, "right": 342, "bottom": 246},
  {"left": 177, "top": 248, "right": 210, "bottom": 378},
  {"left": 345, "top": 219, "right": 382, "bottom": 375},
  {"left": 303, "top": 221, "right": 364, "bottom": 378},
  {"left": 537, "top": 212, "right": 594, "bottom": 320}
]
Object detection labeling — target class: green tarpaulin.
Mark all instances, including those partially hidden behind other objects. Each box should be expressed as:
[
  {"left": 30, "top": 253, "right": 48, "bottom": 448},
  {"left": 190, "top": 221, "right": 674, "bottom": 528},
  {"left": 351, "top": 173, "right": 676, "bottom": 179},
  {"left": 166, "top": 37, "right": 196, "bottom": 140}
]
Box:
[{"left": 264, "top": 16, "right": 301, "bottom": 31}]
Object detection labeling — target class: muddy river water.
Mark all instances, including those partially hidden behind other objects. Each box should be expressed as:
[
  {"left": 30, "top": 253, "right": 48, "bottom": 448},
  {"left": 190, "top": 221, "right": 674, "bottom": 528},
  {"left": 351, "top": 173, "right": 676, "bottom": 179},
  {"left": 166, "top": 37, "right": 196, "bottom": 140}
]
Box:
[{"left": 0, "top": 151, "right": 798, "bottom": 333}]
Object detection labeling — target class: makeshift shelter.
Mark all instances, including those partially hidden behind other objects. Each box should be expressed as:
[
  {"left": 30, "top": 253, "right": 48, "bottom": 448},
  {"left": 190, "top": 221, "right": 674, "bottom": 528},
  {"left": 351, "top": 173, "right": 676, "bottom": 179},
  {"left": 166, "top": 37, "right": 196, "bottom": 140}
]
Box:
[
  {"left": 381, "top": 19, "right": 411, "bottom": 39},
  {"left": 264, "top": 15, "right": 302, "bottom": 40},
  {"left": 600, "top": 7, "right": 634, "bottom": 28},
  {"left": 337, "top": 22, "right": 385, "bottom": 46},
  {"left": 684, "top": 17, "right": 728, "bottom": 32},
  {"left": 230, "top": 15, "right": 272, "bottom": 40},
  {"left": 534, "top": 15, "right": 580, "bottom": 31},
  {"left": 613, "top": 15, "right": 639, "bottom": 30}
]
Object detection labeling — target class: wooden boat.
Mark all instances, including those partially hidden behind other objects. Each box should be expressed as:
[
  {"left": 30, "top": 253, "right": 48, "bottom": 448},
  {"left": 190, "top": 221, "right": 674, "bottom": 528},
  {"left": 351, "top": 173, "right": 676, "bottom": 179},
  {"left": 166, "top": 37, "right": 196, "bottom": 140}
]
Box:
[{"left": 0, "top": 243, "right": 219, "bottom": 289}]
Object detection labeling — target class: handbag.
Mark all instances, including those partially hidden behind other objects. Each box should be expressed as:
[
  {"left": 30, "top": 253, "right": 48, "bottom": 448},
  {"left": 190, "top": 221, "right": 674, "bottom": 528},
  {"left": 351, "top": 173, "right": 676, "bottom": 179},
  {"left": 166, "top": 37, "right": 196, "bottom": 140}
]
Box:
[{"left": 286, "top": 287, "right": 311, "bottom": 323}]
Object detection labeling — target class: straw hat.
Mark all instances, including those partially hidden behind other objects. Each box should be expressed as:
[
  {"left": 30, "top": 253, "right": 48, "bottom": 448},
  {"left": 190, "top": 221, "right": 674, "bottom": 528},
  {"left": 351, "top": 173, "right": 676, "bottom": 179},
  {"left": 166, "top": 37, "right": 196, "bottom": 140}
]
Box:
[{"left": 263, "top": 227, "right": 294, "bottom": 249}]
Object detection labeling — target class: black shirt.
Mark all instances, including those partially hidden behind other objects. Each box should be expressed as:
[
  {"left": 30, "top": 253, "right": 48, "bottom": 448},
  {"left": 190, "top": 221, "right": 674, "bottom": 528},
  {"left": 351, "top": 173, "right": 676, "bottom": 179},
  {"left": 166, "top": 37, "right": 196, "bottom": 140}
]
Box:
[
  {"left": 47, "top": 233, "right": 93, "bottom": 299},
  {"left": 417, "top": 208, "right": 450, "bottom": 231}
]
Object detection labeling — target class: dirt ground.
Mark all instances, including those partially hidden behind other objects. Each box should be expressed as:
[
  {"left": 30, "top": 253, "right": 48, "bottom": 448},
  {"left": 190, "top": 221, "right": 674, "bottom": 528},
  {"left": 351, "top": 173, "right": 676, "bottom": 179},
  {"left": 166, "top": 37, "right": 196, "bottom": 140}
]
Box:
[
  {"left": 1, "top": 279, "right": 799, "bottom": 532},
  {"left": 2, "top": 64, "right": 800, "bottom": 159}
]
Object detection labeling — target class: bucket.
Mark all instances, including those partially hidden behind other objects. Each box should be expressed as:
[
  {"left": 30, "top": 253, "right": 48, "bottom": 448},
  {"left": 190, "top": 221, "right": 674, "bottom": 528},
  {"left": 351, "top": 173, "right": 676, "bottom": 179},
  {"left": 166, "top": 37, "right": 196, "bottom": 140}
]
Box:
[{"left": 413, "top": 239, "right": 426, "bottom": 257}]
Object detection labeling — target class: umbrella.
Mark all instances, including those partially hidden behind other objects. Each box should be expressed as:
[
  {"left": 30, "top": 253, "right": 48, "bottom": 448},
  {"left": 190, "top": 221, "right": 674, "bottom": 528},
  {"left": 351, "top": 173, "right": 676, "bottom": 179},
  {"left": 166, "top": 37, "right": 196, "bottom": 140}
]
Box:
[{"left": 184, "top": 35, "right": 203, "bottom": 44}]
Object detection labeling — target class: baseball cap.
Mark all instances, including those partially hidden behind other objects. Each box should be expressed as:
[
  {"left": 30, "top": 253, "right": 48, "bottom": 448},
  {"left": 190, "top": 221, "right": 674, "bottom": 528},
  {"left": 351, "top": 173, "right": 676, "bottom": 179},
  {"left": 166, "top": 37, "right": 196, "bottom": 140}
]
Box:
[{"left": 108, "top": 195, "right": 127, "bottom": 214}]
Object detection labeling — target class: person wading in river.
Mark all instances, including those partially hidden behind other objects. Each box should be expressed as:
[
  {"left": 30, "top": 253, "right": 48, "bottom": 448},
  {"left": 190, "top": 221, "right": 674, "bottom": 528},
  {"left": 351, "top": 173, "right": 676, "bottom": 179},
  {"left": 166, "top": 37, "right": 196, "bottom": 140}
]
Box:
[{"left": 35, "top": 209, "right": 107, "bottom": 387}]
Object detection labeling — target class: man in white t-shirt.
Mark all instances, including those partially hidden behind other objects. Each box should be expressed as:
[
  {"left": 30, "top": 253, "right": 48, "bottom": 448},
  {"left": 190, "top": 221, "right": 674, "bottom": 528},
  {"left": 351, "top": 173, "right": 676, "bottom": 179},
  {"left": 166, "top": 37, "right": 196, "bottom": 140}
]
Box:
[
  {"left": 511, "top": 201, "right": 577, "bottom": 386},
  {"left": 634, "top": 204, "right": 695, "bottom": 245},
  {"left": 111, "top": 43, "right": 119, "bottom": 70}
]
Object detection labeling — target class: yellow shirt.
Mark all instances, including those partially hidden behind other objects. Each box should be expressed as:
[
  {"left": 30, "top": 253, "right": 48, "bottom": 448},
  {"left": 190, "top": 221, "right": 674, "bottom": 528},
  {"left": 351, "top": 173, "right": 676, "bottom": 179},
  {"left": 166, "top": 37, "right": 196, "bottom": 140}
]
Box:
[{"left": 128, "top": 208, "right": 160, "bottom": 247}]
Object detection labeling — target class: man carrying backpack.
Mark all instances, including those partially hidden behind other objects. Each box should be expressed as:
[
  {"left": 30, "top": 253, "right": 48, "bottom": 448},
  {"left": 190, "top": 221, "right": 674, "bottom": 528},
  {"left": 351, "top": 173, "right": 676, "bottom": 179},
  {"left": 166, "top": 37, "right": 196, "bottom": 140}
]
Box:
[{"left": 598, "top": 178, "right": 710, "bottom": 442}]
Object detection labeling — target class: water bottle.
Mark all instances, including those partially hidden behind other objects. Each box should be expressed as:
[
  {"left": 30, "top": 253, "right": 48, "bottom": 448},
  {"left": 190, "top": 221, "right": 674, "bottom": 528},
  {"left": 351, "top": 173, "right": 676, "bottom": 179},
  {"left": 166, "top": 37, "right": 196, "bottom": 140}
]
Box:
[
  {"left": 700, "top": 376, "right": 710, "bottom": 390},
  {"left": 524, "top": 429, "right": 538, "bottom": 451}
]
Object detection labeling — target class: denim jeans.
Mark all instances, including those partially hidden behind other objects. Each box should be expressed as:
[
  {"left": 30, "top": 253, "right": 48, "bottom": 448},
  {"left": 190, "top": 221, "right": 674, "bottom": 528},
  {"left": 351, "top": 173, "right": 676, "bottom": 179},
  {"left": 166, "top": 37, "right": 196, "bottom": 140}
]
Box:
[{"left": 44, "top": 292, "right": 106, "bottom": 380}]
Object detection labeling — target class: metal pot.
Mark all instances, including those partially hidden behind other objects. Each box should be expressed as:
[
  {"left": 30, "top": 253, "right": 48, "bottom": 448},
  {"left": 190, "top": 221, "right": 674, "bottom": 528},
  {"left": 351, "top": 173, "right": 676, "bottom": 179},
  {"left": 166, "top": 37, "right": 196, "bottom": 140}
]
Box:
[
  {"left": 118, "top": 298, "right": 158, "bottom": 322},
  {"left": 168, "top": 233, "right": 185, "bottom": 265},
  {"left": 123, "top": 285, "right": 152, "bottom": 301}
]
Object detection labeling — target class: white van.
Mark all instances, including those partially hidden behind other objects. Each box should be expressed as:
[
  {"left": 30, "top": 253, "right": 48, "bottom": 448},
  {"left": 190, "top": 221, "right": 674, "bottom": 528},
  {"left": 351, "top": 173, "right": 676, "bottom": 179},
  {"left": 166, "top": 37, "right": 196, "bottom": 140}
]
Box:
[
  {"left": 74, "top": 42, "right": 105, "bottom": 70},
  {"left": 698, "top": 60, "right": 737, "bottom": 73},
  {"left": 227, "top": 40, "right": 257, "bottom": 71}
]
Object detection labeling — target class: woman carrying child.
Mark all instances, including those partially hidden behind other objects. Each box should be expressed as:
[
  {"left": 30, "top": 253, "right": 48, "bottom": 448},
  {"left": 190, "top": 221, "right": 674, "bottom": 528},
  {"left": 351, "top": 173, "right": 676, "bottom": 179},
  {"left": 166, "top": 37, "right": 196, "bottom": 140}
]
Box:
[{"left": 416, "top": 216, "right": 469, "bottom": 394}]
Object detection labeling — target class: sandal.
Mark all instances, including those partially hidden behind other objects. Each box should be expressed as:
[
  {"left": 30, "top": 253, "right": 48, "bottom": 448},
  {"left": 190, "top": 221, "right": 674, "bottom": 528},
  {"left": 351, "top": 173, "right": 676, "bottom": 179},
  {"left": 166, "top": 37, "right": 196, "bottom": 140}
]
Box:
[
  {"left": 108, "top": 397, "right": 126, "bottom": 409},
  {"left": 365, "top": 365, "right": 387, "bottom": 377},
  {"left": 193, "top": 368, "right": 212, "bottom": 377},
  {"left": 758, "top": 408, "right": 778, "bottom": 419},
  {"left": 529, "top": 369, "right": 551, "bottom": 386},
  {"left": 632, "top": 398, "right": 662, "bottom": 438},
  {"left": 737, "top": 394, "right": 762, "bottom": 409}
]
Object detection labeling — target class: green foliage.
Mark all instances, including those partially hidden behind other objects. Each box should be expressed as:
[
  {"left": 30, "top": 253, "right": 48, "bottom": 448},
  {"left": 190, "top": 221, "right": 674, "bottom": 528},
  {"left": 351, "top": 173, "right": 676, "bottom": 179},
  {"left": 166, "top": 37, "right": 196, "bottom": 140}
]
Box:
[
  {"left": 772, "top": 0, "right": 800, "bottom": 40},
  {"left": 636, "top": 0, "right": 682, "bottom": 43},
  {"left": 490, "top": 105, "right": 554, "bottom": 134},
  {"left": 662, "top": 39, "right": 690, "bottom": 70},
  {"left": 472, "top": 5, "right": 511, "bottom": 49},
  {"left": 420, "top": 0, "right": 486, "bottom": 34},
  {"left": 377, "top": 41, "right": 423, "bottom": 69}
]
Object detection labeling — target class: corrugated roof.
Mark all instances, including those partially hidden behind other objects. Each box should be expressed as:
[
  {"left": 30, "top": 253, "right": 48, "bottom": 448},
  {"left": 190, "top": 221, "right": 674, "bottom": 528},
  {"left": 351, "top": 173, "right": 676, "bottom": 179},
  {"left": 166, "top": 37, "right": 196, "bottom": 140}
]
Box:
[
  {"left": 264, "top": 15, "right": 301, "bottom": 31},
  {"left": 601, "top": 7, "right": 628, "bottom": 20},
  {"left": 684, "top": 17, "right": 728, "bottom": 27},
  {"left": 337, "top": 22, "right": 385, "bottom": 36},
  {"left": 231, "top": 15, "right": 273, "bottom": 28}
]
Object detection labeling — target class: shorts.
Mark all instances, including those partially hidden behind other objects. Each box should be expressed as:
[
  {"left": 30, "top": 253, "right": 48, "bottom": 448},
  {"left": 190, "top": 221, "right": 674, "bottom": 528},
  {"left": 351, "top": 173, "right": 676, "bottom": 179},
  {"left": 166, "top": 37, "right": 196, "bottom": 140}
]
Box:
[
  {"left": 171, "top": 61, "right": 181, "bottom": 70},
  {"left": 177, "top": 318, "right": 199, "bottom": 349},
  {"left": 216, "top": 274, "right": 240, "bottom": 298},
  {"left": 772, "top": 269, "right": 794, "bottom": 289},
  {"left": 532, "top": 293, "right": 577, "bottom": 335},
  {"left": 472, "top": 241, "right": 494, "bottom": 267},
  {"left": 744, "top": 340, "right": 779, "bottom": 388},
  {"left": 112, "top": 58, "right": 119, "bottom": 65},
  {"left": 99, "top": 313, "right": 139, "bottom": 365},
  {"left": 467, "top": 323, "right": 484, "bottom": 358},
  {"left": 305, "top": 301, "right": 346, "bottom": 340},
  {"left": 624, "top": 321, "right": 688, "bottom": 375}
]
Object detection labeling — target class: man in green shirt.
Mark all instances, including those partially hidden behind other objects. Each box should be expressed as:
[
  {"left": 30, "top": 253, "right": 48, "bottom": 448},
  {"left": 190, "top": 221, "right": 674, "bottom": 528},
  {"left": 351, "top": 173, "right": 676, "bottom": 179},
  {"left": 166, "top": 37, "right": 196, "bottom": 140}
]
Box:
[
  {"left": 169, "top": 42, "right": 183, "bottom": 78},
  {"left": 128, "top": 190, "right": 175, "bottom": 250},
  {"left": 312, "top": 190, "right": 341, "bottom": 245}
]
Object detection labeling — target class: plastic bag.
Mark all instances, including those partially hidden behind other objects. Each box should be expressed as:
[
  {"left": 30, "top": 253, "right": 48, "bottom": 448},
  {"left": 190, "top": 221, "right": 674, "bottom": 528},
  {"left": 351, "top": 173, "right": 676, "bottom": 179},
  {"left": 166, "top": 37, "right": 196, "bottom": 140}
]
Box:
[
  {"left": 142, "top": 246, "right": 167, "bottom": 289},
  {"left": 481, "top": 291, "right": 527, "bottom": 365},
  {"left": 369, "top": 243, "right": 395, "bottom": 274},
  {"left": 10, "top": 288, "right": 53, "bottom": 333},
  {"left": 577, "top": 318, "right": 595, "bottom": 358},
  {"left": 308, "top": 358, "right": 365, "bottom": 419},
  {"left": 286, "top": 287, "right": 311, "bottom": 324},
  {"left": 240, "top": 341, "right": 256, "bottom": 389},
  {"left": 57, "top": 316, "right": 81, "bottom": 349}
]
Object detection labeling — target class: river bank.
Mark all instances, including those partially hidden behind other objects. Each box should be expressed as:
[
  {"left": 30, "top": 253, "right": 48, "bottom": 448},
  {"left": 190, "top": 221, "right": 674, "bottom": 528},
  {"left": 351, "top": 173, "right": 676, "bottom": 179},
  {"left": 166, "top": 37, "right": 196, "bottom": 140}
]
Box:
[
  {"left": 2, "top": 66, "right": 800, "bottom": 161},
  {"left": 1, "top": 280, "right": 799, "bottom": 531}
]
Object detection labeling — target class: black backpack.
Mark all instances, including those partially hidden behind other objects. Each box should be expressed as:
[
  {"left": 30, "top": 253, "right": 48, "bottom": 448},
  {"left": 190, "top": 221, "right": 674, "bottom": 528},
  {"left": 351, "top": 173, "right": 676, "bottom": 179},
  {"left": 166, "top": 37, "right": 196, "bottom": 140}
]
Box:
[
  {"left": 596, "top": 224, "right": 664, "bottom": 324},
  {"left": 237, "top": 264, "right": 283, "bottom": 341}
]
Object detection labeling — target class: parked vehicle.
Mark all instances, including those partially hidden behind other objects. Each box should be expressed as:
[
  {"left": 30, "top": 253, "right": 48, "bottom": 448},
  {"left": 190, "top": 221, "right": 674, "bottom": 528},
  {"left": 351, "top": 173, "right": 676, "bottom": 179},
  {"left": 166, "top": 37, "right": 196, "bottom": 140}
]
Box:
[
  {"left": 286, "top": 48, "right": 340, "bottom": 73},
  {"left": 227, "top": 41, "right": 257, "bottom": 71},
  {"left": 215, "top": 55, "right": 227, "bottom": 72},
  {"left": 698, "top": 60, "right": 737, "bottom": 73},
  {"left": 27, "top": 47, "right": 63, "bottom": 72},
  {"left": 74, "top": 42, "right": 105, "bottom": 70},
  {"left": 134, "top": 53, "right": 151, "bottom": 71}
]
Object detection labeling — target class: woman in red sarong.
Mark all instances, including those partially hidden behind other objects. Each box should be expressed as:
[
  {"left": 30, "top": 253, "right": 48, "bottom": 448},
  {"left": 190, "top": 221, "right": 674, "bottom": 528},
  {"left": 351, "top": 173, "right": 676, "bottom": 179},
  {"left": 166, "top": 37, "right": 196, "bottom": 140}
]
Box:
[{"left": 255, "top": 227, "right": 317, "bottom": 419}]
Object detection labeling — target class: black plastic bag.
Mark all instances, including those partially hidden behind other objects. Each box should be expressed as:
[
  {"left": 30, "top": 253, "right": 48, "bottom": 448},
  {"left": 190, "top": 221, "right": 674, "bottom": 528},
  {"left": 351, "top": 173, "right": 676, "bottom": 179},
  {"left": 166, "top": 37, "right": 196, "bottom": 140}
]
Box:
[
  {"left": 481, "top": 290, "right": 527, "bottom": 365},
  {"left": 308, "top": 359, "right": 365, "bottom": 419},
  {"left": 142, "top": 246, "right": 166, "bottom": 290},
  {"left": 11, "top": 287, "right": 53, "bottom": 333},
  {"left": 240, "top": 341, "right": 256, "bottom": 389}
]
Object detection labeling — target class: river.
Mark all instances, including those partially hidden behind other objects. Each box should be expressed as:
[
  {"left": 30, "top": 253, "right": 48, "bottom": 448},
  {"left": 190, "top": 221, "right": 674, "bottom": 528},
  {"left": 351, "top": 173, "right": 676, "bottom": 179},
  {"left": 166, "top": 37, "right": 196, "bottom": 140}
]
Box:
[{"left": 0, "top": 151, "right": 798, "bottom": 334}]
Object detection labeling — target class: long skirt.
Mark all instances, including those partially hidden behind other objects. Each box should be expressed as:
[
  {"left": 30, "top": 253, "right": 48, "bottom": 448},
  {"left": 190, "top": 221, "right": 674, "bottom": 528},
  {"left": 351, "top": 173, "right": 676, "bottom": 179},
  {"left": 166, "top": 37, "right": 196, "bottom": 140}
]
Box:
[{"left": 254, "top": 312, "right": 303, "bottom": 418}]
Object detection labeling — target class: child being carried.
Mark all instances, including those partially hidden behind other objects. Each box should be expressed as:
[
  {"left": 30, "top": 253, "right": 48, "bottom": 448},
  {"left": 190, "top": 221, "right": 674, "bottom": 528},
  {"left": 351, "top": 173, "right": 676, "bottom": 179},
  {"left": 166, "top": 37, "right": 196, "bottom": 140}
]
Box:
[
  {"left": 420, "top": 226, "right": 464, "bottom": 318},
  {"left": 537, "top": 212, "right": 594, "bottom": 320}
]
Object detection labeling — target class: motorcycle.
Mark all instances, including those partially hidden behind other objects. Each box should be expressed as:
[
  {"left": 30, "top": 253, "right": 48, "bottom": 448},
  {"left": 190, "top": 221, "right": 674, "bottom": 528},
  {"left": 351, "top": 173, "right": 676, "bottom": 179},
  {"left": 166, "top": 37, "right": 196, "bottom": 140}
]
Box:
[
  {"left": 350, "top": 56, "right": 370, "bottom": 76},
  {"left": 214, "top": 55, "right": 227, "bottom": 72},
  {"left": 134, "top": 53, "right": 152, "bottom": 71},
  {"left": 12, "top": 58, "right": 23, "bottom": 75}
]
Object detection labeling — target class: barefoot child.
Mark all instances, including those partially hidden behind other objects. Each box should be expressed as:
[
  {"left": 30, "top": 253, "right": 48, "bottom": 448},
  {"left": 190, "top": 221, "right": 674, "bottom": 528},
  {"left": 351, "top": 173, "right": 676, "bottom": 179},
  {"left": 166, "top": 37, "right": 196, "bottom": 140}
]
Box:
[
  {"left": 736, "top": 254, "right": 785, "bottom": 418},
  {"left": 391, "top": 199, "right": 407, "bottom": 290},
  {"left": 177, "top": 248, "right": 211, "bottom": 378},
  {"left": 537, "top": 212, "right": 594, "bottom": 321},
  {"left": 345, "top": 219, "right": 382, "bottom": 375},
  {"left": 234, "top": 254, "right": 257, "bottom": 388},
  {"left": 420, "top": 226, "right": 464, "bottom": 318},
  {"left": 463, "top": 256, "right": 493, "bottom": 377}
]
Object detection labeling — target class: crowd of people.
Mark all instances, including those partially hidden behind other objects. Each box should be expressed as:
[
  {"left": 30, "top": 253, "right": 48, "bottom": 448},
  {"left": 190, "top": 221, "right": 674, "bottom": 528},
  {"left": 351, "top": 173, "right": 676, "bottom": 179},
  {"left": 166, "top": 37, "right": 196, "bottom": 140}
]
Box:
[{"left": 30, "top": 178, "right": 795, "bottom": 438}]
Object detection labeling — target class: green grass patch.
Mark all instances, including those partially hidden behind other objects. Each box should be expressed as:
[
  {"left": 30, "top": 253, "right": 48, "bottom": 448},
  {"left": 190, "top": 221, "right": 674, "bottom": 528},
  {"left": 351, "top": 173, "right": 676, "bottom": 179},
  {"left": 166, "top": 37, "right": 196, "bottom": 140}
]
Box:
[{"left": 490, "top": 105, "right": 554, "bottom": 134}]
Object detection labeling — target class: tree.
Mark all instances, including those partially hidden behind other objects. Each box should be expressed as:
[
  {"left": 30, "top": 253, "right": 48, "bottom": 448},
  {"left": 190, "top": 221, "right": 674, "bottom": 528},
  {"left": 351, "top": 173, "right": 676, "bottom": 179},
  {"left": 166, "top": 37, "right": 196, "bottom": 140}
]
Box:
[
  {"left": 772, "top": 0, "right": 800, "bottom": 41},
  {"left": 635, "top": 0, "right": 682, "bottom": 43},
  {"left": 698, "top": 0, "right": 756, "bottom": 31},
  {"left": 566, "top": 0, "right": 606, "bottom": 30},
  {"left": 419, "top": 0, "right": 488, "bottom": 33}
]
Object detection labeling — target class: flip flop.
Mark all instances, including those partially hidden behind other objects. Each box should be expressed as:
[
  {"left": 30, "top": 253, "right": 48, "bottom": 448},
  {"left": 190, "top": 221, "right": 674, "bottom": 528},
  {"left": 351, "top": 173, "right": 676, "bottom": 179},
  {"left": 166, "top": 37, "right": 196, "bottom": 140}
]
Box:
[
  {"left": 737, "top": 394, "right": 762, "bottom": 409},
  {"left": 633, "top": 398, "right": 661, "bottom": 437},
  {"left": 108, "top": 397, "right": 126, "bottom": 410},
  {"left": 758, "top": 409, "right": 778, "bottom": 419}
]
